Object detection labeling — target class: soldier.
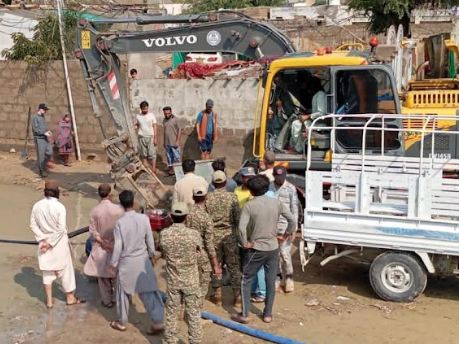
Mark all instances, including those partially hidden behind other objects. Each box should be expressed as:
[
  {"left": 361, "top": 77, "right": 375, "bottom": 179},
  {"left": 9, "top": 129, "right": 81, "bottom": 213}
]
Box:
[
  {"left": 160, "top": 202, "right": 202, "bottom": 344},
  {"left": 205, "top": 170, "right": 241, "bottom": 306},
  {"left": 186, "top": 186, "right": 221, "bottom": 306}
]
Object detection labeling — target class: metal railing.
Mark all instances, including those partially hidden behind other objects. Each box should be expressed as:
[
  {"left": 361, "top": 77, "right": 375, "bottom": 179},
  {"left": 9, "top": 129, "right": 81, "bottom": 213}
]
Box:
[{"left": 306, "top": 113, "right": 459, "bottom": 175}]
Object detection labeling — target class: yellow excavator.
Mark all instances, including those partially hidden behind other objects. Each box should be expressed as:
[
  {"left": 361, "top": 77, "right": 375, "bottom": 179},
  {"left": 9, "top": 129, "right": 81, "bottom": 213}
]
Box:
[{"left": 76, "top": 12, "right": 459, "bottom": 206}]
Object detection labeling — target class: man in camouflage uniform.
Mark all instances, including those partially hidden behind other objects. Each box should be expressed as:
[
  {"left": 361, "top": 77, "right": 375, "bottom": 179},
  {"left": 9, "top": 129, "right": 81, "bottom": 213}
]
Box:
[
  {"left": 186, "top": 186, "right": 221, "bottom": 307},
  {"left": 205, "top": 170, "right": 242, "bottom": 306},
  {"left": 160, "top": 202, "right": 202, "bottom": 344}
]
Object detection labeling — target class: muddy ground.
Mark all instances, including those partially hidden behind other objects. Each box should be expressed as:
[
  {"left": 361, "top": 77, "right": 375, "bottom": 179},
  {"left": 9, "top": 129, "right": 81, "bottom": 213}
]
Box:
[{"left": 1, "top": 152, "right": 459, "bottom": 344}]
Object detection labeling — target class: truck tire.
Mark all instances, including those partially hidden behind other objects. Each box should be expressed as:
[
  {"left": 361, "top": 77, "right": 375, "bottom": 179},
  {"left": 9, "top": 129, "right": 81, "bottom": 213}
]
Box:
[{"left": 369, "top": 251, "right": 427, "bottom": 302}]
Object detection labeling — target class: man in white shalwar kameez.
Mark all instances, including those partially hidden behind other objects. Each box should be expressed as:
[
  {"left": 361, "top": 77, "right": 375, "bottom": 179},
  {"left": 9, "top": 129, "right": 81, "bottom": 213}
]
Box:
[{"left": 30, "top": 180, "right": 84, "bottom": 308}]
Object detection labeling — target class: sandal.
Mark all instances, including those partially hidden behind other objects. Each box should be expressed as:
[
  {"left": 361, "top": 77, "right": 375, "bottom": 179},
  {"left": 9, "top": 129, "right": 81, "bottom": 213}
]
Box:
[
  {"left": 231, "top": 313, "right": 251, "bottom": 324},
  {"left": 146, "top": 323, "right": 164, "bottom": 335},
  {"left": 110, "top": 321, "right": 127, "bottom": 332},
  {"left": 250, "top": 296, "right": 265, "bottom": 303},
  {"left": 101, "top": 301, "right": 114, "bottom": 308},
  {"left": 66, "top": 297, "right": 86, "bottom": 306},
  {"left": 263, "top": 315, "right": 273, "bottom": 323},
  {"left": 46, "top": 304, "right": 54, "bottom": 309}
]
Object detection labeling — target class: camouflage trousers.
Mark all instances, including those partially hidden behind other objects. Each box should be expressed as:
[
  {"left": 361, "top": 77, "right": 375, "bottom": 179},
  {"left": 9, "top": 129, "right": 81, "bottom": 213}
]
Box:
[
  {"left": 164, "top": 287, "right": 202, "bottom": 344},
  {"left": 197, "top": 251, "right": 212, "bottom": 306},
  {"left": 212, "top": 235, "right": 241, "bottom": 291}
]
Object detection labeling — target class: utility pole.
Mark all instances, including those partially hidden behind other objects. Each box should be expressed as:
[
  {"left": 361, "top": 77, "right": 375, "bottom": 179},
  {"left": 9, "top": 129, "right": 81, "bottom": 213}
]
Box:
[{"left": 56, "top": 0, "right": 82, "bottom": 161}]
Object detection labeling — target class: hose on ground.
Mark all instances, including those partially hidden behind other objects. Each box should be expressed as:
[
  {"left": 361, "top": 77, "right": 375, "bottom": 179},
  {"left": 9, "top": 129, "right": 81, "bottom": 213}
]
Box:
[
  {"left": 0, "top": 226, "right": 89, "bottom": 245},
  {"left": 201, "top": 311, "right": 306, "bottom": 344}
]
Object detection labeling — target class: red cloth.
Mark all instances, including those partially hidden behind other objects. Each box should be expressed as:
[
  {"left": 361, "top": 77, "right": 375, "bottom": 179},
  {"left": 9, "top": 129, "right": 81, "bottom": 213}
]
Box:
[{"left": 171, "top": 61, "right": 256, "bottom": 79}]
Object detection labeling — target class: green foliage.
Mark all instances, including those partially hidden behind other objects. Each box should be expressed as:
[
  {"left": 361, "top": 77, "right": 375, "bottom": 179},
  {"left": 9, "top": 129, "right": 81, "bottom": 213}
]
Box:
[
  {"left": 184, "top": 0, "right": 285, "bottom": 14},
  {"left": 348, "top": 0, "right": 459, "bottom": 34},
  {"left": 1, "top": 12, "right": 79, "bottom": 64}
]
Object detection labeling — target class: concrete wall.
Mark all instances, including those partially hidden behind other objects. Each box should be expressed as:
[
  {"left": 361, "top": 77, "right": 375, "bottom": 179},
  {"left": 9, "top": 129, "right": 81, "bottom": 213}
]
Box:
[
  {"left": 0, "top": 60, "right": 113, "bottom": 152},
  {"left": 0, "top": 60, "right": 259, "bottom": 169},
  {"left": 130, "top": 78, "right": 260, "bottom": 168}
]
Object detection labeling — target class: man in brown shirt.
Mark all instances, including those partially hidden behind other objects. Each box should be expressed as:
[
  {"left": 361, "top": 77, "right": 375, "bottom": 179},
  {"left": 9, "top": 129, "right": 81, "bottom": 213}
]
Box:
[{"left": 163, "top": 106, "right": 181, "bottom": 175}]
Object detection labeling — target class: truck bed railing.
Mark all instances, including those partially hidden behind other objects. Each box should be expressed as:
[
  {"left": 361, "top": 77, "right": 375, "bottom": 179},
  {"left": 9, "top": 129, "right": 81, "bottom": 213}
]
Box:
[{"left": 303, "top": 114, "right": 459, "bottom": 257}]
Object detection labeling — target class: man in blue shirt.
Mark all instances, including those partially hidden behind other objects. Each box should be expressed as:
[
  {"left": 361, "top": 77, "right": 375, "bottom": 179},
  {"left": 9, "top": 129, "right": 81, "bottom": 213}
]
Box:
[{"left": 196, "top": 99, "right": 218, "bottom": 160}]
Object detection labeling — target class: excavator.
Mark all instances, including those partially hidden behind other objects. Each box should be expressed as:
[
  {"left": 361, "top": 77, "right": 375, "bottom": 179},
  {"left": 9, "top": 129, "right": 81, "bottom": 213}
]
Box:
[
  {"left": 75, "top": 11, "right": 296, "bottom": 207},
  {"left": 75, "top": 11, "right": 458, "bottom": 207}
]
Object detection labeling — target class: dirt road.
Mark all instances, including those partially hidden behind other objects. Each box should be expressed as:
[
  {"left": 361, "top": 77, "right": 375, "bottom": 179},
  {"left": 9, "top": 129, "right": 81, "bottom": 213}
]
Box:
[{"left": 1, "top": 152, "right": 459, "bottom": 344}]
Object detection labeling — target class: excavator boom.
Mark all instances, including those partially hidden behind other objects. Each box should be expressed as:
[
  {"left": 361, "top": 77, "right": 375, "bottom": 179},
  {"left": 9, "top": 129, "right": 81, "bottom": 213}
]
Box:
[{"left": 75, "top": 11, "right": 295, "bottom": 208}]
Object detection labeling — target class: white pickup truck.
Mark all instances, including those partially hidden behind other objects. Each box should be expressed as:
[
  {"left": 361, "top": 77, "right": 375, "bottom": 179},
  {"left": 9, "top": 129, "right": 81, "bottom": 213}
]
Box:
[{"left": 300, "top": 114, "right": 459, "bottom": 302}]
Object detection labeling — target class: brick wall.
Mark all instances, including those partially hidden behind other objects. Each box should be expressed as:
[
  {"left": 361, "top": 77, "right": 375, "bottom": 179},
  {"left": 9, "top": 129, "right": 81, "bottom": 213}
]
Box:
[{"left": 0, "top": 60, "right": 113, "bottom": 152}]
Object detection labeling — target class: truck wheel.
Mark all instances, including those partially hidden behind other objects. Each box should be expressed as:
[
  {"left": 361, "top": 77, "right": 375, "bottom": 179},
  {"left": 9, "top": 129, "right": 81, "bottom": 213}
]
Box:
[{"left": 369, "top": 252, "right": 427, "bottom": 302}]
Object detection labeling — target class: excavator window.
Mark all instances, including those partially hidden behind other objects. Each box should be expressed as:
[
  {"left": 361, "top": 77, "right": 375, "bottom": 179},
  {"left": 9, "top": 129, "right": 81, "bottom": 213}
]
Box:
[
  {"left": 266, "top": 68, "right": 330, "bottom": 156},
  {"left": 334, "top": 68, "right": 400, "bottom": 152},
  {"left": 335, "top": 69, "right": 397, "bottom": 116}
]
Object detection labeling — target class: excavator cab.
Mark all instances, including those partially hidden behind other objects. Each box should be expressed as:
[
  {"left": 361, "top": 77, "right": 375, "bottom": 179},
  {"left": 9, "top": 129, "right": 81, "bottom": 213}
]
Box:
[
  {"left": 264, "top": 67, "right": 332, "bottom": 160},
  {"left": 258, "top": 59, "right": 404, "bottom": 171}
]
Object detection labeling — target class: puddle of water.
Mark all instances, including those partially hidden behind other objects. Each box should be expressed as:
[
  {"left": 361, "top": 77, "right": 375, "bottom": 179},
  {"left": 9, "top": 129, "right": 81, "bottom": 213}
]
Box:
[
  {"left": 0, "top": 183, "right": 99, "bottom": 242},
  {"left": 0, "top": 183, "right": 100, "bottom": 343}
]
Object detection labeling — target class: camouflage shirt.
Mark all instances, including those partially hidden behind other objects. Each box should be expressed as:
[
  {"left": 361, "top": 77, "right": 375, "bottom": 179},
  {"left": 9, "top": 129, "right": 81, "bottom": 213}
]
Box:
[
  {"left": 187, "top": 203, "right": 216, "bottom": 258},
  {"left": 205, "top": 188, "right": 240, "bottom": 242},
  {"left": 160, "top": 223, "right": 201, "bottom": 289}
]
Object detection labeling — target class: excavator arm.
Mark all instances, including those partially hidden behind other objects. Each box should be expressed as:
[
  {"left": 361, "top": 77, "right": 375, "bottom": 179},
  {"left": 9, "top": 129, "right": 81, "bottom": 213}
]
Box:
[{"left": 74, "top": 11, "right": 295, "bottom": 208}]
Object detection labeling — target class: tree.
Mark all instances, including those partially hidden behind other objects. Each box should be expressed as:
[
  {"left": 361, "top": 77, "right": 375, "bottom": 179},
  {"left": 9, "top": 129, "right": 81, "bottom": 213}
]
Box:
[
  {"left": 348, "top": 0, "right": 459, "bottom": 34},
  {"left": 184, "top": 0, "right": 285, "bottom": 14},
  {"left": 1, "top": 12, "right": 78, "bottom": 64}
]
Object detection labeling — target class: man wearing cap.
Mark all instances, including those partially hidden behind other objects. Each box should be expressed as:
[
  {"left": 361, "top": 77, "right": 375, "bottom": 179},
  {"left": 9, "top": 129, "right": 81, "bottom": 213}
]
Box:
[
  {"left": 30, "top": 180, "right": 84, "bottom": 308},
  {"left": 259, "top": 151, "right": 276, "bottom": 182},
  {"left": 109, "top": 190, "right": 164, "bottom": 334},
  {"left": 32, "top": 103, "right": 52, "bottom": 178},
  {"left": 173, "top": 159, "right": 208, "bottom": 207},
  {"left": 270, "top": 166, "right": 299, "bottom": 293},
  {"left": 186, "top": 186, "right": 221, "bottom": 306},
  {"left": 233, "top": 175, "right": 296, "bottom": 324},
  {"left": 234, "top": 167, "right": 257, "bottom": 208},
  {"left": 196, "top": 99, "right": 218, "bottom": 160},
  {"left": 83, "top": 184, "right": 124, "bottom": 308},
  {"left": 161, "top": 202, "right": 202, "bottom": 344},
  {"left": 208, "top": 159, "right": 237, "bottom": 193},
  {"left": 205, "top": 170, "right": 241, "bottom": 306}
]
